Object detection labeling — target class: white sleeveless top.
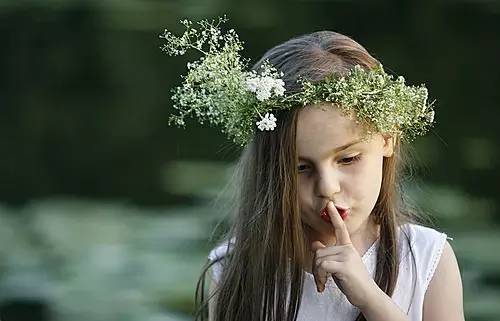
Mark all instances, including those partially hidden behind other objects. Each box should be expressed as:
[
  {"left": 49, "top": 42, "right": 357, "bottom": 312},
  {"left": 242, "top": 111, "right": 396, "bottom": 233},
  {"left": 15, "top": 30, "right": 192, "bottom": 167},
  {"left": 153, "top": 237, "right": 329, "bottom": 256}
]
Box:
[{"left": 207, "top": 223, "right": 451, "bottom": 321}]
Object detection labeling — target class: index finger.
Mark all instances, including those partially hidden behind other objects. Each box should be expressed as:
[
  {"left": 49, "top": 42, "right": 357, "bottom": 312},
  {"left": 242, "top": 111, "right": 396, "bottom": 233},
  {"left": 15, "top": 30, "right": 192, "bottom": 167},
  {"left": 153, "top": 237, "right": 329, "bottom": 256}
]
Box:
[{"left": 327, "top": 201, "right": 352, "bottom": 246}]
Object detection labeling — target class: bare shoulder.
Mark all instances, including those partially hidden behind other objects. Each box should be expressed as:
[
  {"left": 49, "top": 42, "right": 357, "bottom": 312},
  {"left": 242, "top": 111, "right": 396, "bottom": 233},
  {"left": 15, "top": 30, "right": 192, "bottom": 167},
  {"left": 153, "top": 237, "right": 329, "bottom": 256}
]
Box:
[{"left": 423, "top": 240, "right": 465, "bottom": 321}]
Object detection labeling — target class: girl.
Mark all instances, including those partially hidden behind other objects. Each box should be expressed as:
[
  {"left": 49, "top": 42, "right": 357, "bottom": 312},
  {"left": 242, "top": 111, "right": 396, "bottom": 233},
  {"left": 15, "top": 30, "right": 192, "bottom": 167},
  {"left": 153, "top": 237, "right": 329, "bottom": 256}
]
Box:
[{"left": 161, "top": 17, "right": 465, "bottom": 321}]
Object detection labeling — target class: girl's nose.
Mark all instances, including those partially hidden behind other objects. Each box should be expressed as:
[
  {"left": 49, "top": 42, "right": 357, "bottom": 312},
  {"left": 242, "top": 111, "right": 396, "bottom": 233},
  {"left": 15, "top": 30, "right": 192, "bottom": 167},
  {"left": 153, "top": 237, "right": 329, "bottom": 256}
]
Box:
[{"left": 316, "top": 169, "right": 341, "bottom": 199}]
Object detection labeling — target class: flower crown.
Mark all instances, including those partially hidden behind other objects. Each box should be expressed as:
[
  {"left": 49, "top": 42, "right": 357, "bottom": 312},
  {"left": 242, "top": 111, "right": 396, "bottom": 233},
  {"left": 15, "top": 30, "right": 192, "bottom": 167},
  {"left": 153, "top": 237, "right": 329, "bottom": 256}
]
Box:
[{"left": 160, "top": 16, "right": 435, "bottom": 147}]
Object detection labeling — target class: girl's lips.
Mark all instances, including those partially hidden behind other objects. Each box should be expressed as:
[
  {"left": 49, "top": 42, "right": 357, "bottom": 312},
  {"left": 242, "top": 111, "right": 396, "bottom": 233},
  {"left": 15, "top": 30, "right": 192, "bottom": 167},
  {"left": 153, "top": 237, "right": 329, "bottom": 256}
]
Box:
[{"left": 320, "top": 205, "right": 349, "bottom": 222}]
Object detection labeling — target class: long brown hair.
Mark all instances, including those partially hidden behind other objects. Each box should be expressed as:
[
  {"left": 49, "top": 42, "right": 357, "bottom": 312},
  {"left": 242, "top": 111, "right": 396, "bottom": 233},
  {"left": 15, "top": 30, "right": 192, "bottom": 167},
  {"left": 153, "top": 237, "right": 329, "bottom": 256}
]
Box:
[{"left": 193, "top": 30, "right": 435, "bottom": 321}]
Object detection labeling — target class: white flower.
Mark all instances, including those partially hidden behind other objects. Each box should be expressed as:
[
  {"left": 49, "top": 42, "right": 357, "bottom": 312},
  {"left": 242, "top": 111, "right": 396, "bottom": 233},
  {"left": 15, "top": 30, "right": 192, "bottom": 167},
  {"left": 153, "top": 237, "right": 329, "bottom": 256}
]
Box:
[
  {"left": 273, "top": 79, "right": 285, "bottom": 96},
  {"left": 420, "top": 89, "right": 429, "bottom": 113},
  {"left": 426, "top": 110, "right": 435, "bottom": 123},
  {"left": 245, "top": 78, "right": 259, "bottom": 92},
  {"left": 256, "top": 86, "right": 272, "bottom": 101},
  {"left": 245, "top": 75, "right": 286, "bottom": 102},
  {"left": 256, "top": 113, "right": 277, "bottom": 131}
]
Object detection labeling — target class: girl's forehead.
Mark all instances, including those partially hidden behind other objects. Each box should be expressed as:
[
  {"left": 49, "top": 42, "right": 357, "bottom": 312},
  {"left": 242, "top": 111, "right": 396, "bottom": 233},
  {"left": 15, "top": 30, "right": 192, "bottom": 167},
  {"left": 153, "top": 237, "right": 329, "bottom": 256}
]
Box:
[
  {"left": 296, "top": 105, "right": 376, "bottom": 160},
  {"left": 296, "top": 104, "right": 365, "bottom": 146}
]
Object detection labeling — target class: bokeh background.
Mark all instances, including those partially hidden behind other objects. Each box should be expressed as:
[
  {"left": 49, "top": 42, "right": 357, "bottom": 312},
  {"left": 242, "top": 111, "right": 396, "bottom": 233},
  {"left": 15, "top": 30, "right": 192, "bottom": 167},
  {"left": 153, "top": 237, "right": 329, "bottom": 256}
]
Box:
[{"left": 1, "top": 1, "right": 500, "bottom": 320}]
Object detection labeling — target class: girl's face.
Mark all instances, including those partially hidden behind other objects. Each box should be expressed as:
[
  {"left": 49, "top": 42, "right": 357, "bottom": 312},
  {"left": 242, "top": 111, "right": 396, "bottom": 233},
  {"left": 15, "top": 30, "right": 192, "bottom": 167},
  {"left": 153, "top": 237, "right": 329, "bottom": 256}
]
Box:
[{"left": 296, "top": 104, "right": 394, "bottom": 245}]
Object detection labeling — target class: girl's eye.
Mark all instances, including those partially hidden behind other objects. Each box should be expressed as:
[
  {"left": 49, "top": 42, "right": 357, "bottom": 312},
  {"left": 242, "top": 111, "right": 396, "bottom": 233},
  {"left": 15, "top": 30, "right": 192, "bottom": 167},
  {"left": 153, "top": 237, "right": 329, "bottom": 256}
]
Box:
[
  {"left": 298, "top": 164, "right": 310, "bottom": 172},
  {"left": 339, "top": 154, "right": 361, "bottom": 165},
  {"left": 298, "top": 155, "right": 361, "bottom": 173}
]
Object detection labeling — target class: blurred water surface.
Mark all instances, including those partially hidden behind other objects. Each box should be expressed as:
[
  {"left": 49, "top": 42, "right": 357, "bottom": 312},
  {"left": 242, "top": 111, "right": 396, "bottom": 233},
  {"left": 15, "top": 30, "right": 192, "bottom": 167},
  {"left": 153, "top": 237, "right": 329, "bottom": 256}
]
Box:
[{"left": 1, "top": 166, "right": 499, "bottom": 320}]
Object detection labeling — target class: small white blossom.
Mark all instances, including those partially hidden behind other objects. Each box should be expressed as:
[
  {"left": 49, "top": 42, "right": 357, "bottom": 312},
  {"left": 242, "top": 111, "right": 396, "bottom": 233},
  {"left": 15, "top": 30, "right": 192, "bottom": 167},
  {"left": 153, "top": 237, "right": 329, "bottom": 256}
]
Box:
[
  {"left": 420, "top": 89, "right": 429, "bottom": 113},
  {"left": 273, "top": 79, "right": 285, "bottom": 96},
  {"left": 256, "top": 113, "right": 277, "bottom": 131},
  {"left": 426, "top": 110, "right": 435, "bottom": 123},
  {"left": 256, "top": 86, "right": 272, "bottom": 101},
  {"left": 245, "top": 78, "right": 259, "bottom": 92},
  {"left": 245, "top": 75, "right": 286, "bottom": 101}
]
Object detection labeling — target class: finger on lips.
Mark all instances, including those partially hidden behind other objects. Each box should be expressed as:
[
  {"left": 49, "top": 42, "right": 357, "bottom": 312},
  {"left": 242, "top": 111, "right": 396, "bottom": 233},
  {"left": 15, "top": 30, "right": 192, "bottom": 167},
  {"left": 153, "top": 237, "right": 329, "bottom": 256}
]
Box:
[
  {"left": 312, "top": 201, "right": 352, "bottom": 292},
  {"left": 327, "top": 201, "right": 351, "bottom": 246}
]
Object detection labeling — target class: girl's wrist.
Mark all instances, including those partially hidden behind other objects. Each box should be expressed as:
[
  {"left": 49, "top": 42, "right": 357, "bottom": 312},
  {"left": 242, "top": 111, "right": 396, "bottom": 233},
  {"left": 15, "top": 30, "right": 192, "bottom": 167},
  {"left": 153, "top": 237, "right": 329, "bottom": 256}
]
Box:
[
  {"left": 358, "top": 280, "right": 410, "bottom": 321},
  {"left": 358, "top": 279, "right": 384, "bottom": 311}
]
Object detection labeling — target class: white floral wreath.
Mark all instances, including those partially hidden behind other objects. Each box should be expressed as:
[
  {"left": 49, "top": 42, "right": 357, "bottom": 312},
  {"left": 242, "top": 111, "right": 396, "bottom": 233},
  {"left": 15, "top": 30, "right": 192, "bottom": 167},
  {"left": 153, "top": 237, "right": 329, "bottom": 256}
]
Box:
[{"left": 160, "top": 16, "right": 435, "bottom": 146}]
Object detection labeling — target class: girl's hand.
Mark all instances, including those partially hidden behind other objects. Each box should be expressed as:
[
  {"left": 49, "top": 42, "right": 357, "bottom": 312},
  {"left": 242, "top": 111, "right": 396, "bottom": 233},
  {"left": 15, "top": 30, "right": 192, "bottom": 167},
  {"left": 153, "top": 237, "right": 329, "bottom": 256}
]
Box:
[{"left": 311, "top": 201, "right": 377, "bottom": 309}]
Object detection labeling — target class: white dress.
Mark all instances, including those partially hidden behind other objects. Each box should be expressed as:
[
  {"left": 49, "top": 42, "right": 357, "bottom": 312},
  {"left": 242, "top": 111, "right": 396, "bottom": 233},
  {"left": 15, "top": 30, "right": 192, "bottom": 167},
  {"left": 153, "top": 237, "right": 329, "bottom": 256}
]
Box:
[{"left": 207, "top": 223, "right": 451, "bottom": 321}]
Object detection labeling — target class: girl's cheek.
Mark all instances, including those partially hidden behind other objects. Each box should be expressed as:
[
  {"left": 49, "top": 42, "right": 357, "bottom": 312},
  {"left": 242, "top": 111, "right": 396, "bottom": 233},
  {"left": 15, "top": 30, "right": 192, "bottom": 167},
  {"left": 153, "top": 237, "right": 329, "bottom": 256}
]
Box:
[
  {"left": 297, "top": 186, "right": 315, "bottom": 215},
  {"left": 340, "top": 166, "right": 367, "bottom": 194}
]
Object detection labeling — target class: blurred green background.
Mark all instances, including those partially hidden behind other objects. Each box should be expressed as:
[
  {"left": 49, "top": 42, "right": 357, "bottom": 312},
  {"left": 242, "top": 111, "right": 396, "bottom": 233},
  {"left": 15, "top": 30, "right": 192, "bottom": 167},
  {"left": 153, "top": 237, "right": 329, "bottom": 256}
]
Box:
[{"left": 1, "top": 0, "right": 499, "bottom": 320}]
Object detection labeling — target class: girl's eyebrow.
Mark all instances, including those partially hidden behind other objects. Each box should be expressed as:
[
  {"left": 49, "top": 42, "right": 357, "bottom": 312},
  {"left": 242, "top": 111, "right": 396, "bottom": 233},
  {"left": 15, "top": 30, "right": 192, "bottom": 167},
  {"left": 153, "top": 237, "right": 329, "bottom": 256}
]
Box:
[{"left": 298, "top": 138, "right": 363, "bottom": 161}]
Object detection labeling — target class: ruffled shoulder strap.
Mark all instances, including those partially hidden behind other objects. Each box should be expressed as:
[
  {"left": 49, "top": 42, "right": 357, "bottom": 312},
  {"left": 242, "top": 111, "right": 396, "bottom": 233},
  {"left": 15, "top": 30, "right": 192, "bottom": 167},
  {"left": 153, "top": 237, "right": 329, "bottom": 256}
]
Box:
[
  {"left": 402, "top": 223, "right": 450, "bottom": 293},
  {"left": 207, "top": 237, "right": 235, "bottom": 284}
]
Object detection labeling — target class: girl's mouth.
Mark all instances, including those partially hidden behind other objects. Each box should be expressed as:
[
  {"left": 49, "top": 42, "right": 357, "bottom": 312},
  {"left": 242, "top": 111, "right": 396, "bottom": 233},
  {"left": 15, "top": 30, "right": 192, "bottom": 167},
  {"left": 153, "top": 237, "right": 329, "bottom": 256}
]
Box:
[{"left": 320, "top": 205, "right": 349, "bottom": 222}]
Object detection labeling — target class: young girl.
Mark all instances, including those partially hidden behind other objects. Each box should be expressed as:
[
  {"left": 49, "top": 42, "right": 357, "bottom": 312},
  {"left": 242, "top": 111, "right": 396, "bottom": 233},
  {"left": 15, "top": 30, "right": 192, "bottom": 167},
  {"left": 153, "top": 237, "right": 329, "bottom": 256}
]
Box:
[{"left": 161, "top": 17, "right": 465, "bottom": 321}]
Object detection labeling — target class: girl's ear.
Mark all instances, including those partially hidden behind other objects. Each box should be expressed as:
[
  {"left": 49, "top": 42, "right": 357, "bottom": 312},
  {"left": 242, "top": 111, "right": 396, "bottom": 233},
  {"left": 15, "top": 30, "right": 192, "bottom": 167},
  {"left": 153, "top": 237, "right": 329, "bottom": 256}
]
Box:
[{"left": 382, "top": 135, "right": 394, "bottom": 157}]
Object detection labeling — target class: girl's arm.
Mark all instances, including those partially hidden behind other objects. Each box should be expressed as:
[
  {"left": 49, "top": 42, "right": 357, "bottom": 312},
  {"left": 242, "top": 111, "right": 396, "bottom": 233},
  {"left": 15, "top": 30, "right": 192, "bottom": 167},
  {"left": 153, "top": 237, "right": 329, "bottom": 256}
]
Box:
[{"left": 422, "top": 240, "right": 465, "bottom": 321}]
